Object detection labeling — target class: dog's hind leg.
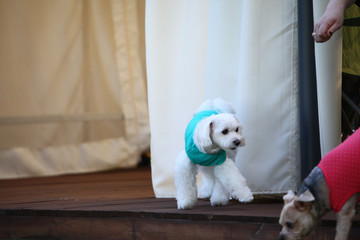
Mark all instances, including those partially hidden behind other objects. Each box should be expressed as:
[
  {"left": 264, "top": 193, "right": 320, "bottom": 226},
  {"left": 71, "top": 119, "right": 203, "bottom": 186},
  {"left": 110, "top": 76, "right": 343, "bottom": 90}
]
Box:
[
  {"left": 174, "top": 150, "right": 198, "bottom": 209},
  {"left": 214, "top": 158, "right": 253, "bottom": 203},
  {"left": 335, "top": 193, "right": 358, "bottom": 240}
]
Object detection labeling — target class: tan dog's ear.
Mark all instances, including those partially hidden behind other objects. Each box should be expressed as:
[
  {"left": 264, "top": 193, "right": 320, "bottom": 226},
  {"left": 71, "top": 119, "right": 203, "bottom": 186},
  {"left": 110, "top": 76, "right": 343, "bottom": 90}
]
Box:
[
  {"left": 193, "top": 118, "right": 213, "bottom": 153},
  {"left": 283, "top": 190, "right": 296, "bottom": 204},
  {"left": 294, "top": 190, "right": 315, "bottom": 211}
]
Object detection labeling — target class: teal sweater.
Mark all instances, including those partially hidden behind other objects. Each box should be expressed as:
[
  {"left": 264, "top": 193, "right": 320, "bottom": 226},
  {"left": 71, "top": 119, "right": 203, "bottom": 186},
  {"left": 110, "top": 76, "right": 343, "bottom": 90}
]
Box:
[{"left": 185, "top": 110, "right": 226, "bottom": 166}]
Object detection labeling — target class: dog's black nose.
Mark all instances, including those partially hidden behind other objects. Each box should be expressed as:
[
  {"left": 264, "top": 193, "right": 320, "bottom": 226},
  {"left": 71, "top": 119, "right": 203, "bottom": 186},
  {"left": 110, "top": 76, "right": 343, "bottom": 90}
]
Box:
[{"left": 233, "top": 139, "right": 241, "bottom": 146}]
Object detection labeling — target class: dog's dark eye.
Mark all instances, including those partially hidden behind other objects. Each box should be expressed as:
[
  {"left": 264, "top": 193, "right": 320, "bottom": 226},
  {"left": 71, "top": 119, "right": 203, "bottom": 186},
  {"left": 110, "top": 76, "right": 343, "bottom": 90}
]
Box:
[
  {"left": 235, "top": 127, "right": 239, "bottom": 132},
  {"left": 222, "top": 129, "right": 228, "bottom": 135},
  {"left": 286, "top": 222, "right": 294, "bottom": 229}
]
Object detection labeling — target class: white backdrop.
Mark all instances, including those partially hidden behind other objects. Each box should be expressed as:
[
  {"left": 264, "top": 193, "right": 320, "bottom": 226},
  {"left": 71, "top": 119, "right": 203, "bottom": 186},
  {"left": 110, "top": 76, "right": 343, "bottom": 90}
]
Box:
[
  {"left": 0, "top": 0, "right": 149, "bottom": 179},
  {"left": 0, "top": 0, "right": 341, "bottom": 183},
  {"left": 146, "top": 0, "right": 300, "bottom": 197},
  {"left": 313, "top": 0, "right": 342, "bottom": 157}
]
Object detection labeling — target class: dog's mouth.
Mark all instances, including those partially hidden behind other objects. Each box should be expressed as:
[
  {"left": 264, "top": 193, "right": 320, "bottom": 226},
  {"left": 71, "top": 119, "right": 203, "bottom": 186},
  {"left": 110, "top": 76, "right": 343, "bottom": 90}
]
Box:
[{"left": 230, "top": 147, "right": 237, "bottom": 150}]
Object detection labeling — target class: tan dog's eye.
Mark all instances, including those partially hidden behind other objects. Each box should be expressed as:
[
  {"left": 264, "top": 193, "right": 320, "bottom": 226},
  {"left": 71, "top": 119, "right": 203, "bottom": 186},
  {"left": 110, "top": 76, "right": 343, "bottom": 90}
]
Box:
[
  {"left": 222, "top": 129, "right": 228, "bottom": 135},
  {"left": 286, "top": 222, "right": 294, "bottom": 229},
  {"left": 235, "top": 127, "right": 239, "bottom": 132}
]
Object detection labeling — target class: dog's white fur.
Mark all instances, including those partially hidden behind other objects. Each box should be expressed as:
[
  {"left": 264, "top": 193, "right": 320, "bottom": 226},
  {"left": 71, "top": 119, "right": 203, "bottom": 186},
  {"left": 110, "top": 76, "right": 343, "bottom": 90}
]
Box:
[{"left": 174, "top": 98, "right": 253, "bottom": 209}]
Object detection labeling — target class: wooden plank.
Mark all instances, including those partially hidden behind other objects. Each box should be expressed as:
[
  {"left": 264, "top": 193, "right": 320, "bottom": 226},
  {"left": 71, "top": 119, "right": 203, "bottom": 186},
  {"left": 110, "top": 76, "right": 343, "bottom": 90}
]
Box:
[
  {"left": 1, "top": 166, "right": 360, "bottom": 240},
  {"left": 0, "top": 216, "right": 281, "bottom": 240},
  {"left": 0, "top": 216, "right": 134, "bottom": 240},
  {"left": 1, "top": 216, "right": 359, "bottom": 240},
  {"left": 0, "top": 167, "right": 154, "bottom": 206},
  {"left": 134, "top": 219, "right": 275, "bottom": 240}
]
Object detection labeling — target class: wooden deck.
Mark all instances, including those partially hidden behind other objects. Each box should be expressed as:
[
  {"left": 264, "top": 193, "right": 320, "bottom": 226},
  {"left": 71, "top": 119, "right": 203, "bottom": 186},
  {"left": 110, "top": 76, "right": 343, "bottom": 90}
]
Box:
[{"left": 0, "top": 166, "right": 359, "bottom": 240}]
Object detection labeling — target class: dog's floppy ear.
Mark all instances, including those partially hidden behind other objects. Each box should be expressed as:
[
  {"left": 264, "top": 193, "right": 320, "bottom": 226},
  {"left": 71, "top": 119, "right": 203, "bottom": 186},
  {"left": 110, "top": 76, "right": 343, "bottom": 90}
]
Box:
[
  {"left": 193, "top": 117, "right": 213, "bottom": 153},
  {"left": 294, "top": 190, "right": 315, "bottom": 211}
]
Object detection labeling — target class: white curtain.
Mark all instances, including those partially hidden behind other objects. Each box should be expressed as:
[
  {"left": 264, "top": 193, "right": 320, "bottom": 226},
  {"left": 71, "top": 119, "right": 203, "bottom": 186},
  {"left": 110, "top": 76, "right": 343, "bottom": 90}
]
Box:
[
  {"left": 0, "top": 0, "right": 149, "bottom": 179},
  {"left": 313, "top": 0, "right": 342, "bottom": 157},
  {"left": 146, "top": 0, "right": 300, "bottom": 197}
]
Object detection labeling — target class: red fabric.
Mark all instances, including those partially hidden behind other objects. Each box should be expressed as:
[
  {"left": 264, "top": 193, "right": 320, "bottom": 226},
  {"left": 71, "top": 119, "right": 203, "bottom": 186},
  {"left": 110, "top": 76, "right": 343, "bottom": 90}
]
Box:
[{"left": 318, "top": 128, "right": 360, "bottom": 213}]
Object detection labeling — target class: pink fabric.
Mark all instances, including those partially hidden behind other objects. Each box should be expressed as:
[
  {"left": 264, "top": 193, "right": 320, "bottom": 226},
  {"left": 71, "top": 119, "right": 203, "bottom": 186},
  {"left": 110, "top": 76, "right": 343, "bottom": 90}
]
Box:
[{"left": 318, "top": 128, "right": 360, "bottom": 213}]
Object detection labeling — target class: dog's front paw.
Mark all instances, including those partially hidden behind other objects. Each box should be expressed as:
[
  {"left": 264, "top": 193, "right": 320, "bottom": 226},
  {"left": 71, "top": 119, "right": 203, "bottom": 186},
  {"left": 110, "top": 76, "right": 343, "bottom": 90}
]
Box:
[
  {"left": 232, "top": 187, "right": 253, "bottom": 203},
  {"left": 210, "top": 195, "right": 230, "bottom": 206},
  {"left": 177, "top": 197, "right": 196, "bottom": 210},
  {"left": 177, "top": 202, "right": 195, "bottom": 210}
]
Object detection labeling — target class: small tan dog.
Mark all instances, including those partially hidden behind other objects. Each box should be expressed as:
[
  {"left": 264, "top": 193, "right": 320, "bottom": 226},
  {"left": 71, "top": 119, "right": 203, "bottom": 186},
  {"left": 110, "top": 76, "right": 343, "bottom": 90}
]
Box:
[
  {"left": 279, "top": 129, "right": 360, "bottom": 240},
  {"left": 279, "top": 169, "right": 359, "bottom": 240}
]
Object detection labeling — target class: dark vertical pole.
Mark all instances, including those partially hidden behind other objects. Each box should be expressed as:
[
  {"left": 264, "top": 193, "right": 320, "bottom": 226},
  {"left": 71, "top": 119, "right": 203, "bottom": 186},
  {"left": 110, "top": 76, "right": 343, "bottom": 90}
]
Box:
[{"left": 298, "top": 0, "right": 321, "bottom": 180}]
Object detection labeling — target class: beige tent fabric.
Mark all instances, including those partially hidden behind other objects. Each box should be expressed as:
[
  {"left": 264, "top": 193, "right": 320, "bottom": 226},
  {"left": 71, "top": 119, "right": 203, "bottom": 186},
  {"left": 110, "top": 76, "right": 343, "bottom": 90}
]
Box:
[
  {"left": 0, "top": 0, "right": 149, "bottom": 179},
  {"left": 147, "top": 0, "right": 343, "bottom": 198},
  {"left": 146, "top": 0, "right": 300, "bottom": 197}
]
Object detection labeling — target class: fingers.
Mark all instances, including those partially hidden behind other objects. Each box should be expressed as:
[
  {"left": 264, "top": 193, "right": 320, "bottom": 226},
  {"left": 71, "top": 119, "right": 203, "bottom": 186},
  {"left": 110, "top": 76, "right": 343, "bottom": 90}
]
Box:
[
  {"left": 312, "top": 18, "right": 334, "bottom": 42},
  {"left": 312, "top": 11, "right": 344, "bottom": 43},
  {"left": 312, "top": 21, "right": 341, "bottom": 43},
  {"left": 327, "top": 21, "right": 342, "bottom": 36},
  {"left": 312, "top": 24, "right": 334, "bottom": 43},
  {"left": 312, "top": 31, "right": 331, "bottom": 43}
]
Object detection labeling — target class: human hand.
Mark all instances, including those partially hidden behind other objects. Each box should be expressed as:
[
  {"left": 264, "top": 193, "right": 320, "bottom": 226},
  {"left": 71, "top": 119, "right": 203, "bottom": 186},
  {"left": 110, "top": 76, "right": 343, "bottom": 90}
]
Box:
[{"left": 313, "top": 4, "right": 345, "bottom": 42}]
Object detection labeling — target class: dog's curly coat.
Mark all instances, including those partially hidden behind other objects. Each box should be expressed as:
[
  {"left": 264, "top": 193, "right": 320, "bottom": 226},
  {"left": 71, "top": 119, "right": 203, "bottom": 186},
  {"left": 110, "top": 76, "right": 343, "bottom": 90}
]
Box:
[{"left": 174, "top": 98, "right": 253, "bottom": 210}]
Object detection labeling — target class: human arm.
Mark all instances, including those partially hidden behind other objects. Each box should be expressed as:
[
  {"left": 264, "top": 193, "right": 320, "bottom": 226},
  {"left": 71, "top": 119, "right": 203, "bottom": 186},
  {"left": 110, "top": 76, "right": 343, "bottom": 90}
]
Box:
[{"left": 313, "top": 0, "right": 357, "bottom": 43}]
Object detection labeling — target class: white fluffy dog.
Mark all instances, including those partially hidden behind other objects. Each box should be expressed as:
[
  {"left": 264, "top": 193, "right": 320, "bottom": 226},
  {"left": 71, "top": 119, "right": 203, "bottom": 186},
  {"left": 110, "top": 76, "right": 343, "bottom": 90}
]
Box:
[{"left": 175, "top": 98, "right": 253, "bottom": 209}]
